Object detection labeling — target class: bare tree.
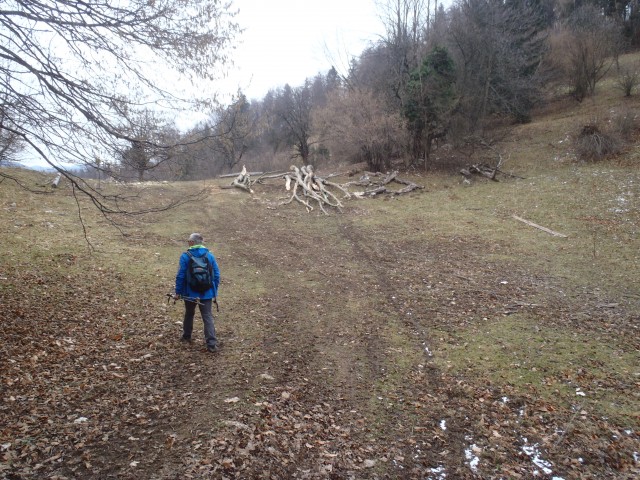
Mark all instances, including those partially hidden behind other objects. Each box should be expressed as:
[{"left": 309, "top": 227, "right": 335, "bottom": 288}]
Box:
[
  {"left": 211, "top": 92, "right": 256, "bottom": 172},
  {"left": 118, "top": 109, "right": 175, "bottom": 182},
  {"left": 314, "top": 87, "right": 406, "bottom": 171},
  {"left": 0, "top": 94, "right": 22, "bottom": 164},
  {"left": 375, "top": 0, "right": 430, "bottom": 106},
  {"left": 274, "top": 83, "right": 314, "bottom": 165},
  {"left": 558, "top": 5, "right": 623, "bottom": 101},
  {"left": 0, "top": 0, "right": 239, "bottom": 215},
  {"left": 447, "top": 0, "right": 547, "bottom": 134}
]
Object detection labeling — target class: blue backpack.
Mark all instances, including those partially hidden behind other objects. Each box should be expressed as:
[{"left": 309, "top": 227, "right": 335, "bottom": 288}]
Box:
[{"left": 185, "top": 251, "right": 212, "bottom": 293}]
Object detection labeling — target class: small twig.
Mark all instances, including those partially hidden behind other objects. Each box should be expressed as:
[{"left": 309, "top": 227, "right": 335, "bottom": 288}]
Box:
[{"left": 554, "top": 400, "right": 586, "bottom": 447}]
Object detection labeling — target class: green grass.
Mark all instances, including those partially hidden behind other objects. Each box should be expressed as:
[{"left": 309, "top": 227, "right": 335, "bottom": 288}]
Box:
[{"left": 432, "top": 314, "right": 638, "bottom": 422}]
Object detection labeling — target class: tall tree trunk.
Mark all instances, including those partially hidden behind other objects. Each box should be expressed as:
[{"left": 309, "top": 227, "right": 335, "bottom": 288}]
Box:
[{"left": 480, "top": 53, "right": 494, "bottom": 132}]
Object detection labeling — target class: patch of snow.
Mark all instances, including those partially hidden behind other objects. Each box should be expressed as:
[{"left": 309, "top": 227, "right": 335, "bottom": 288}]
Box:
[
  {"left": 465, "top": 444, "right": 480, "bottom": 472},
  {"left": 521, "top": 437, "right": 554, "bottom": 476},
  {"left": 440, "top": 419, "right": 447, "bottom": 431},
  {"left": 428, "top": 465, "right": 446, "bottom": 479}
]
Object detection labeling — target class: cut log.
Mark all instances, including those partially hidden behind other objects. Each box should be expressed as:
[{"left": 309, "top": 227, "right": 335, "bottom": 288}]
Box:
[
  {"left": 363, "top": 186, "right": 387, "bottom": 196},
  {"left": 219, "top": 171, "right": 264, "bottom": 178},
  {"left": 467, "top": 164, "right": 499, "bottom": 181},
  {"left": 51, "top": 174, "right": 62, "bottom": 188},
  {"left": 224, "top": 165, "right": 254, "bottom": 193},
  {"left": 461, "top": 163, "right": 525, "bottom": 181}
]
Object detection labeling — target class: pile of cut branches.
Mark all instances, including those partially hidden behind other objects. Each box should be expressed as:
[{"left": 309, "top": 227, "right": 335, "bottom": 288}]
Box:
[
  {"left": 344, "top": 170, "right": 423, "bottom": 197},
  {"left": 221, "top": 165, "right": 423, "bottom": 214},
  {"left": 459, "top": 163, "right": 525, "bottom": 182}
]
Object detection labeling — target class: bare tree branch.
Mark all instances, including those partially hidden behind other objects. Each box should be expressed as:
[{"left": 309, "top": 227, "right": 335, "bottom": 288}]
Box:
[{"left": 0, "top": 0, "right": 239, "bottom": 218}]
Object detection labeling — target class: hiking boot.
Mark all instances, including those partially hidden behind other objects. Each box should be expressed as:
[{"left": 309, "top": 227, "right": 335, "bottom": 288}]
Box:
[
  {"left": 180, "top": 337, "right": 193, "bottom": 344},
  {"left": 207, "top": 344, "right": 220, "bottom": 353}
]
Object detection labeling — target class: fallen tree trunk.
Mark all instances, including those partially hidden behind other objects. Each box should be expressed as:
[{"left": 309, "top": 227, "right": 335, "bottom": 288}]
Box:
[
  {"left": 219, "top": 170, "right": 264, "bottom": 178},
  {"left": 512, "top": 215, "right": 568, "bottom": 238},
  {"left": 460, "top": 164, "right": 499, "bottom": 181},
  {"left": 351, "top": 170, "right": 423, "bottom": 197}
]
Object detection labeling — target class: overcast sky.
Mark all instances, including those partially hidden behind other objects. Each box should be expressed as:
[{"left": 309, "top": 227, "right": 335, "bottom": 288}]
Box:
[{"left": 222, "top": 0, "right": 384, "bottom": 100}]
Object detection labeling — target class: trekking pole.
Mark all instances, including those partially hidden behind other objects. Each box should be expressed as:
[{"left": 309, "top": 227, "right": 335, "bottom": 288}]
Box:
[
  {"left": 166, "top": 293, "right": 177, "bottom": 305},
  {"left": 166, "top": 293, "right": 204, "bottom": 305}
]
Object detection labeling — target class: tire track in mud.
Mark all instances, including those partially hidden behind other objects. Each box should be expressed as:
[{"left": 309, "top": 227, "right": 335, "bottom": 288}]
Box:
[
  {"left": 156, "top": 207, "right": 476, "bottom": 478},
  {"left": 334, "top": 217, "right": 476, "bottom": 476},
  {"left": 141, "top": 207, "right": 425, "bottom": 476}
]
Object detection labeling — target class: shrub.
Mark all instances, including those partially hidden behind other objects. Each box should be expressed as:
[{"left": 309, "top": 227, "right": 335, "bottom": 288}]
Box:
[
  {"left": 574, "top": 124, "right": 621, "bottom": 161},
  {"left": 611, "top": 109, "right": 638, "bottom": 140},
  {"left": 615, "top": 67, "right": 640, "bottom": 97}
]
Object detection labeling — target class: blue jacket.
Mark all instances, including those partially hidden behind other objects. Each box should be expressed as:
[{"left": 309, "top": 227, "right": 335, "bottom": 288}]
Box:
[{"left": 175, "top": 246, "right": 220, "bottom": 300}]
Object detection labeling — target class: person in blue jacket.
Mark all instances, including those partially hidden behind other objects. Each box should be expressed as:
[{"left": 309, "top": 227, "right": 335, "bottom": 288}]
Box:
[{"left": 175, "top": 233, "right": 221, "bottom": 352}]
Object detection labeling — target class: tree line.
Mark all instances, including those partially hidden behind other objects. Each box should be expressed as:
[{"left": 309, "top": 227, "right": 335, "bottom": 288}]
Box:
[
  {"left": 0, "top": 0, "right": 636, "bottom": 191},
  {"left": 115, "top": 0, "right": 634, "bottom": 181}
]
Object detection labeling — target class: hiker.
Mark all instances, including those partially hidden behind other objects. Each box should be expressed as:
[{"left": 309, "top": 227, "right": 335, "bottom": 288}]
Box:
[{"left": 174, "top": 233, "right": 221, "bottom": 352}]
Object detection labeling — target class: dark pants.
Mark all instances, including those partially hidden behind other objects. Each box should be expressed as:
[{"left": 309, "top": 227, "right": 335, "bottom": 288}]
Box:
[{"left": 183, "top": 299, "right": 217, "bottom": 347}]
